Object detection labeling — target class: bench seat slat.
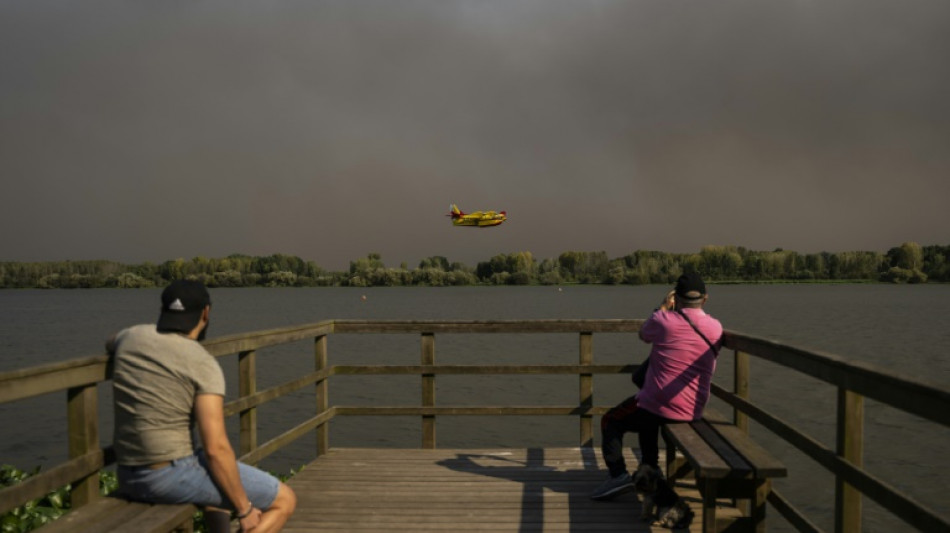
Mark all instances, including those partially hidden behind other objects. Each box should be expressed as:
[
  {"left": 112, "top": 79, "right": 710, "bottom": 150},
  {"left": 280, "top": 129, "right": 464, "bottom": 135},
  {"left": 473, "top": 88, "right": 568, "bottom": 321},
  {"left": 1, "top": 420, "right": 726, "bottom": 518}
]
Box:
[
  {"left": 39, "top": 497, "right": 196, "bottom": 533},
  {"left": 111, "top": 502, "right": 196, "bottom": 533},
  {"left": 707, "top": 420, "right": 787, "bottom": 478},
  {"left": 702, "top": 410, "right": 788, "bottom": 479},
  {"left": 692, "top": 420, "right": 754, "bottom": 478},
  {"left": 39, "top": 498, "right": 140, "bottom": 533},
  {"left": 663, "top": 422, "right": 731, "bottom": 479}
]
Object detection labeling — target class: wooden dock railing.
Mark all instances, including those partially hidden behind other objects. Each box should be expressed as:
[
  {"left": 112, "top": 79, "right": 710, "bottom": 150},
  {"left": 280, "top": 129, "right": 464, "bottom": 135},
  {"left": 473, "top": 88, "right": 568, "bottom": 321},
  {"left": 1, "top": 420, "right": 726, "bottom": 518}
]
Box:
[{"left": 1, "top": 319, "right": 949, "bottom": 532}]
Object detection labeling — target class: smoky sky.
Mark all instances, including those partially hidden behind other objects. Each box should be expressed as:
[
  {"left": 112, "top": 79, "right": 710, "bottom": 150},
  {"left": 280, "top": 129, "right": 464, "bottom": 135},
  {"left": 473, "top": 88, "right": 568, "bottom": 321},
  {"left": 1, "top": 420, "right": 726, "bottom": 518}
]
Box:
[{"left": 2, "top": 0, "right": 948, "bottom": 270}]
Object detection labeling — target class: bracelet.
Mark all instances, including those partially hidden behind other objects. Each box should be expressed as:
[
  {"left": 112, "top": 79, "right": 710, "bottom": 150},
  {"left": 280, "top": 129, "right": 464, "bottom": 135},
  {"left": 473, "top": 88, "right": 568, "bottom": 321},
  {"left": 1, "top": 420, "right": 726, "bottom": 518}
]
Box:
[{"left": 236, "top": 504, "right": 254, "bottom": 519}]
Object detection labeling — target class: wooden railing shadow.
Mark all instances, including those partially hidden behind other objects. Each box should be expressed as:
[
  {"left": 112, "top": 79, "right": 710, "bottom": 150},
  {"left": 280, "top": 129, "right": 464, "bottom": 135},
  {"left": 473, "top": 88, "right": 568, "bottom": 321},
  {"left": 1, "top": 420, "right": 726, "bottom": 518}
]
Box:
[
  {"left": 435, "top": 447, "right": 628, "bottom": 533},
  {"left": 2, "top": 319, "right": 949, "bottom": 532}
]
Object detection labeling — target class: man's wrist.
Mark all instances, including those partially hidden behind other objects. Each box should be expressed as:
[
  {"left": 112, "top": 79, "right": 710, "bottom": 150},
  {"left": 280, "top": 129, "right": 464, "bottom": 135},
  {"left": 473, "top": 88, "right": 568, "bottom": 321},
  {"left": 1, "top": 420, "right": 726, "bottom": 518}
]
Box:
[{"left": 235, "top": 503, "right": 254, "bottom": 519}]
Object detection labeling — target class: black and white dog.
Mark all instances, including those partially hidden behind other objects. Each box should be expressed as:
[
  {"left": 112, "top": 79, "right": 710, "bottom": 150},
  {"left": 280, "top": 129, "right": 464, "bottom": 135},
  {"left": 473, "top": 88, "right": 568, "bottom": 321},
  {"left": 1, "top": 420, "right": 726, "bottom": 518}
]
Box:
[{"left": 634, "top": 465, "right": 694, "bottom": 529}]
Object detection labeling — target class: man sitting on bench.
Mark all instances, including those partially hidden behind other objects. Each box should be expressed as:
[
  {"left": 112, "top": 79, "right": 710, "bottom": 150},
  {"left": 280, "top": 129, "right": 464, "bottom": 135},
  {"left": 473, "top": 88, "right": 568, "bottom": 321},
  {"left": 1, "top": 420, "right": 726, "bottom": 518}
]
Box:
[
  {"left": 107, "top": 280, "right": 297, "bottom": 532},
  {"left": 591, "top": 273, "right": 723, "bottom": 500}
]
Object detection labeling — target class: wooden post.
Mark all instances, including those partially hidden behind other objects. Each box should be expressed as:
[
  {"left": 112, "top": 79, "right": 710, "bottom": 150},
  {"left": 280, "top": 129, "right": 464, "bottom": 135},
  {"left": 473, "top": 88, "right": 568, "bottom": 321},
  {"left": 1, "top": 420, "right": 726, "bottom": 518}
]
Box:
[
  {"left": 421, "top": 333, "right": 436, "bottom": 449},
  {"left": 238, "top": 350, "right": 257, "bottom": 456},
  {"left": 579, "top": 332, "right": 593, "bottom": 447},
  {"left": 734, "top": 349, "right": 750, "bottom": 434},
  {"left": 835, "top": 387, "right": 864, "bottom": 533},
  {"left": 315, "top": 334, "right": 329, "bottom": 456},
  {"left": 67, "top": 384, "right": 99, "bottom": 507},
  {"left": 733, "top": 349, "right": 751, "bottom": 514},
  {"left": 701, "top": 478, "right": 719, "bottom": 533},
  {"left": 751, "top": 478, "right": 771, "bottom": 533}
]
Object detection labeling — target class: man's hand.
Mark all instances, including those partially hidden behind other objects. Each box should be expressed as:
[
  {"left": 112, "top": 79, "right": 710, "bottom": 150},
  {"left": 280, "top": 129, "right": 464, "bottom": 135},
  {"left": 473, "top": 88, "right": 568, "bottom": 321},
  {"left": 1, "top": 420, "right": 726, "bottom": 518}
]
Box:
[
  {"left": 238, "top": 506, "right": 263, "bottom": 532},
  {"left": 659, "top": 290, "right": 676, "bottom": 311}
]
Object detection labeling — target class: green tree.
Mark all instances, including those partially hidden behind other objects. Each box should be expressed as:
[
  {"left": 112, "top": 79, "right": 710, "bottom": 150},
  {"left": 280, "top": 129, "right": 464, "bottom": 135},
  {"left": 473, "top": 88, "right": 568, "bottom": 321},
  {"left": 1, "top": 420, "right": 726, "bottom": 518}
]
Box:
[
  {"left": 888, "top": 242, "right": 924, "bottom": 271},
  {"left": 418, "top": 256, "right": 450, "bottom": 271},
  {"left": 558, "top": 251, "right": 608, "bottom": 283},
  {"left": 621, "top": 251, "right": 681, "bottom": 284},
  {"left": 115, "top": 273, "right": 154, "bottom": 288},
  {"left": 922, "top": 245, "right": 950, "bottom": 281},
  {"left": 606, "top": 263, "right": 625, "bottom": 285},
  {"left": 349, "top": 253, "right": 385, "bottom": 275},
  {"left": 160, "top": 258, "right": 186, "bottom": 281},
  {"left": 698, "top": 245, "right": 743, "bottom": 279},
  {"left": 511, "top": 252, "right": 536, "bottom": 277}
]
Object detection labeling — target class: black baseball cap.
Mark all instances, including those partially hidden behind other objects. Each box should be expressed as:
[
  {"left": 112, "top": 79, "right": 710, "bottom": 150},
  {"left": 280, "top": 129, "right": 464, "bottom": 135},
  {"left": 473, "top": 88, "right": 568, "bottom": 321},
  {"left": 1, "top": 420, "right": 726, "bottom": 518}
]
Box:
[
  {"left": 675, "top": 273, "right": 706, "bottom": 302},
  {"left": 157, "top": 280, "right": 211, "bottom": 333}
]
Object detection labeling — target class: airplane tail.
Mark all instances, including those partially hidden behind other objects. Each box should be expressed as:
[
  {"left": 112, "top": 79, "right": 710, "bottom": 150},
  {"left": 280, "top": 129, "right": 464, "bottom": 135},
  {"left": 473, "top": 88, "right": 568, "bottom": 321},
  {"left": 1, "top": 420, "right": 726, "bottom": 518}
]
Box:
[{"left": 448, "top": 204, "right": 464, "bottom": 218}]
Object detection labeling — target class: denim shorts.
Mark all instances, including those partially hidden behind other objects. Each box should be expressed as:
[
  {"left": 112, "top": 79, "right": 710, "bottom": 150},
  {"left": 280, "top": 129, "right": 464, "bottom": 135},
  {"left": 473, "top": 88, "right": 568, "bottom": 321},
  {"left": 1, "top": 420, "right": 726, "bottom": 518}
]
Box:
[{"left": 117, "top": 451, "right": 280, "bottom": 511}]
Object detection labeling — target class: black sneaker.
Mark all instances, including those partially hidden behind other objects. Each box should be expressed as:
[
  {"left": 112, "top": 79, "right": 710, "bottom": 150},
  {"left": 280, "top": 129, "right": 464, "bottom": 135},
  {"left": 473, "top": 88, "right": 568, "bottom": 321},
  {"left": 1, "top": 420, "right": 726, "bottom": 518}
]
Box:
[{"left": 590, "top": 472, "right": 634, "bottom": 500}]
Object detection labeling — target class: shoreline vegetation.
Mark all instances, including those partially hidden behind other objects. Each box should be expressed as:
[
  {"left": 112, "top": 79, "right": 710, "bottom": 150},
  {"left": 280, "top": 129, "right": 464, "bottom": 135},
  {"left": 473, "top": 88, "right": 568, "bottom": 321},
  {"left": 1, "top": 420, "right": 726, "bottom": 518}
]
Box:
[{"left": 1, "top": 242, "right": 946, "bottom": 289}]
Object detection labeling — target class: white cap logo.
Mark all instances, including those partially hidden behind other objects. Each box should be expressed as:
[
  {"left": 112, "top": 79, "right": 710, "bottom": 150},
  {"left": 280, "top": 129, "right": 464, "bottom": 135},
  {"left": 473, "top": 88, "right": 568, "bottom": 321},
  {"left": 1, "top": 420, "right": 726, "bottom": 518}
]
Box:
[{"left": 169, "top": 298, "right": 186, "bottom": 311}]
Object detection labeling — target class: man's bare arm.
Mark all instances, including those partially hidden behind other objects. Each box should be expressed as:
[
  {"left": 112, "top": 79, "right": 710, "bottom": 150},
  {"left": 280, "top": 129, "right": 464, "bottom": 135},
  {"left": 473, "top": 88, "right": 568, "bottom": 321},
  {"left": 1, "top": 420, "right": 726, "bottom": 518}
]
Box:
[{"left": 195, "top": 394, "right": 263, "bottom": 530}]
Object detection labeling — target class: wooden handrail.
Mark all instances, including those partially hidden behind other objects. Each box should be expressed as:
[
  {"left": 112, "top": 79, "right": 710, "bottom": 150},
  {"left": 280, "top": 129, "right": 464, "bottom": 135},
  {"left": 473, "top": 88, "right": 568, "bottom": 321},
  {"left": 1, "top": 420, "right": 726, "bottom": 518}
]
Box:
[
  {"left": 0, "top": 356, "right": 109, "bottom": 403},
  {"left": 722, "top": 331, "right": 950, "bottom": 427},
  {"left": 1, "top": 319, "right": 948, "bottom": 532}
]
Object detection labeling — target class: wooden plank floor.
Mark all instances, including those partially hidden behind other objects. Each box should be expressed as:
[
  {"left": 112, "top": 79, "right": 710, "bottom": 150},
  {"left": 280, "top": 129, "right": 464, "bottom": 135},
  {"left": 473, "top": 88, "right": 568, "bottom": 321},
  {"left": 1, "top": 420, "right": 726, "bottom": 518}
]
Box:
[{"left": 284, "top": 447, "right": 735, "bottom": 532}]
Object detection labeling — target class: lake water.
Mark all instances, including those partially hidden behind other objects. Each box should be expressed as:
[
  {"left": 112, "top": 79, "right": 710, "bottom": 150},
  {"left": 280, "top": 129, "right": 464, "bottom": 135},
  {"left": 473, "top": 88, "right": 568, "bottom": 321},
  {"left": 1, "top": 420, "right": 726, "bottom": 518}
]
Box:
[{"left": 2, "top": 285, "right": 948, "bottom": 531}]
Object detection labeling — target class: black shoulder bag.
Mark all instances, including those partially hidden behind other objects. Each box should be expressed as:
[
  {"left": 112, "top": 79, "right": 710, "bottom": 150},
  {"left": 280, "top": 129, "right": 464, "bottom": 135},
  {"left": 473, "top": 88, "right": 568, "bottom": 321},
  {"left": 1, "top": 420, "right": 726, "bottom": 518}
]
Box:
[{"left": 632, "top": 310, "right": 719, "bottom": 388}]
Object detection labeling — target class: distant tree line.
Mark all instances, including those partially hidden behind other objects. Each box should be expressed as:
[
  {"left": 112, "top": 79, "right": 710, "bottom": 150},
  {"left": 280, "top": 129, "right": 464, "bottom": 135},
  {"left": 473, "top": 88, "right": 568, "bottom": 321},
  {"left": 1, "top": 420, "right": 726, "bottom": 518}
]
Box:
[{"left": 0, "top": 243, "right": 946, "bottom": 289}]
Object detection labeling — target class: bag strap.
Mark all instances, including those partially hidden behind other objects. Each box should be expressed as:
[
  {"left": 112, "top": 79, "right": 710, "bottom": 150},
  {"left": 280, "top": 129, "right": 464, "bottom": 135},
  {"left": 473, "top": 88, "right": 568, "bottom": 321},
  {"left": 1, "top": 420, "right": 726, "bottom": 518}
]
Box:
[{"left": 676, "top": 309, "right": 720, "bottom": 357}]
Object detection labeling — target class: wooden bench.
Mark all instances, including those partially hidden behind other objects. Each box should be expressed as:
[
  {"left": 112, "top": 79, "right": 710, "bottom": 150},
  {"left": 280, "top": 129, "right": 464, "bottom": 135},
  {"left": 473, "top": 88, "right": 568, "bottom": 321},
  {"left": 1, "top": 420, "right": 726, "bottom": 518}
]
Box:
[
  {"left": 662, "top": 409, "right": 787, "bottom": 533},
  {"left": 38, "top": 496, "right": 196, "bottom": 533}
]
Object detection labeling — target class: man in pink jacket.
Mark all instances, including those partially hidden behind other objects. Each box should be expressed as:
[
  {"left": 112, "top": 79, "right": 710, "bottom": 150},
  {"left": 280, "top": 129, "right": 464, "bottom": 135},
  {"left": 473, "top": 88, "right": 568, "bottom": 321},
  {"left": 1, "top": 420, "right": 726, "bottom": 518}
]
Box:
[{"left": 591, "top": 273, "right": 722, "bottom": 500}]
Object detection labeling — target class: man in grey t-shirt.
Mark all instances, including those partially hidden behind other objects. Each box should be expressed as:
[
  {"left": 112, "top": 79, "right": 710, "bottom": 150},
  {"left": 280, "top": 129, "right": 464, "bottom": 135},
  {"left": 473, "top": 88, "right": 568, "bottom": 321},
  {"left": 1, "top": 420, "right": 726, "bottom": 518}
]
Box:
[{"left": 108, "top": 280, "right": 296, "bottom": 532}]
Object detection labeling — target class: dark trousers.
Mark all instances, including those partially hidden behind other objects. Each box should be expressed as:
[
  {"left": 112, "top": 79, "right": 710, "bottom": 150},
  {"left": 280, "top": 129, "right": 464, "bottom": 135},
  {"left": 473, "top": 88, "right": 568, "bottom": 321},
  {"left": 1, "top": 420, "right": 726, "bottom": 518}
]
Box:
[{"left": 600, "top": 394, "right": 670, "bottom": 477}]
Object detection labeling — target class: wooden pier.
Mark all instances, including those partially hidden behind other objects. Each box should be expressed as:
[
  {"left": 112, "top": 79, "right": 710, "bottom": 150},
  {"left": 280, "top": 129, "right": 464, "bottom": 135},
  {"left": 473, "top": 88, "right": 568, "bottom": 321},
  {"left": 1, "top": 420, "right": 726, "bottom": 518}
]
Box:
[
  {"left": 283, "top": 447, "right": 723, "bottom": 532},
  {"left": 2, "top": 319, "right": 949, "bottom": 532}
]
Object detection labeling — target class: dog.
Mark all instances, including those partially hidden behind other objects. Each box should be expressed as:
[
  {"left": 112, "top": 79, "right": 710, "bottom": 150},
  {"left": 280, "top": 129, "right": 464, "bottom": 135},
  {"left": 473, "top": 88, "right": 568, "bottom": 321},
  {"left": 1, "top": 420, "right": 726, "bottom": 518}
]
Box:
[{"left": 634, "top": 465, "right": 694, "bottom": 529}]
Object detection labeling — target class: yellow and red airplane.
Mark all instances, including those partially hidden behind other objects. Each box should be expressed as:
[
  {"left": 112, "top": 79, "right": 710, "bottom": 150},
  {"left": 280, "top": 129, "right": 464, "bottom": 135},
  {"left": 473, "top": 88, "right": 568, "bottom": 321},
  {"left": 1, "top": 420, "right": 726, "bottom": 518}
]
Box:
[{"left": 447, "top": 204, "right": 507, "bottom": 227}]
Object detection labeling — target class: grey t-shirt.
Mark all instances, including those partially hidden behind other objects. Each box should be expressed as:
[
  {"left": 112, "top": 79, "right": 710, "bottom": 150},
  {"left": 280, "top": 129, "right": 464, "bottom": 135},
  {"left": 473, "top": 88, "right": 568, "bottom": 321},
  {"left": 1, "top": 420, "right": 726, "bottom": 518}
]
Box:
[{"left": 111, "top": 324, "right": 225, "bottom": 466}]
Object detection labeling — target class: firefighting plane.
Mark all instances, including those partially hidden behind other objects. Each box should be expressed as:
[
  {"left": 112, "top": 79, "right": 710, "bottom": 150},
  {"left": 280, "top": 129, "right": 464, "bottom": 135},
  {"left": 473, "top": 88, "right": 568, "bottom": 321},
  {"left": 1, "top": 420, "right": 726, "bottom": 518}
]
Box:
[{"left": 447, "top": 204, "right": 507, "bottom": 227}]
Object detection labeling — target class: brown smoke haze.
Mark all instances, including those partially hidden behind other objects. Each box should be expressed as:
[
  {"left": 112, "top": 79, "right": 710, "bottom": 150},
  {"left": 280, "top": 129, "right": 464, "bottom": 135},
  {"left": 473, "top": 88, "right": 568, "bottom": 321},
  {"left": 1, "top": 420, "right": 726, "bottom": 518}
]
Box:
[{"left": 2, "top": 1, "right": 948, "bottom": 270}]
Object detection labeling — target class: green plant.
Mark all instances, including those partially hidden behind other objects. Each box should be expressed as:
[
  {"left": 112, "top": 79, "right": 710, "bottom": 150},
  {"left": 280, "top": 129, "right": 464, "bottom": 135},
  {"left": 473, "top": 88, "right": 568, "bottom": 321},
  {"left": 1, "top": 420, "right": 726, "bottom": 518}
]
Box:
[
  {"left": 98, "top": 470, "right": 118, "bottom": 496},
  {"left": 0, "top": 466, "right": 121, "bottom": 533},
  {"left": 1, "top": 465, "right": 70, "bottom": 533}
]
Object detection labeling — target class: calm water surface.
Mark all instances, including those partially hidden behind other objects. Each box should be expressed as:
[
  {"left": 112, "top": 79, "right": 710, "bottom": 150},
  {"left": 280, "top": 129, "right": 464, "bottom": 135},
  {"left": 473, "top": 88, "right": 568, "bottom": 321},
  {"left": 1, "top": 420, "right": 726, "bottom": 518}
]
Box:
[{"left": 2, "top": 285, "right": 948, "bottom": 531}]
